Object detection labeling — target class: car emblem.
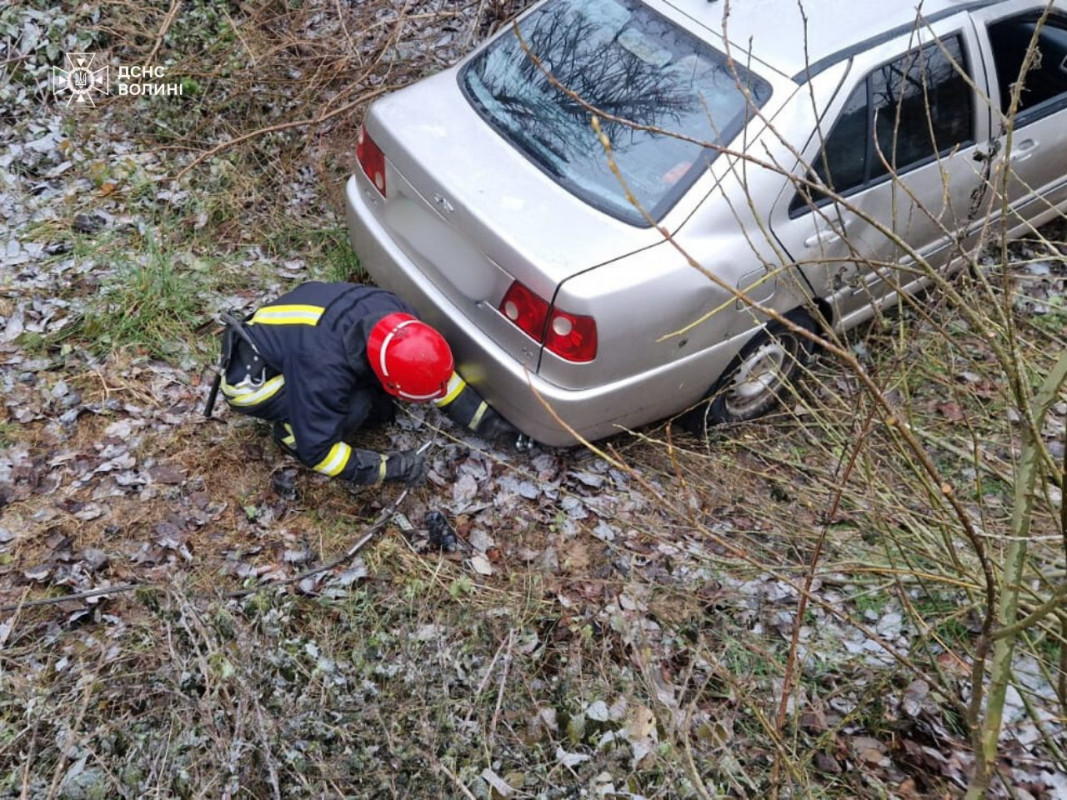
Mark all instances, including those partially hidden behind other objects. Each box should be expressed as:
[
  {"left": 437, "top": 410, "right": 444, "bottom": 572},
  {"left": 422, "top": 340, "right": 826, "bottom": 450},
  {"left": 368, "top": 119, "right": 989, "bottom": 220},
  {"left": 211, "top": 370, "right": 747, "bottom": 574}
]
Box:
[{"left": 432, "top": 193, "right": 454, "bottom": 214}]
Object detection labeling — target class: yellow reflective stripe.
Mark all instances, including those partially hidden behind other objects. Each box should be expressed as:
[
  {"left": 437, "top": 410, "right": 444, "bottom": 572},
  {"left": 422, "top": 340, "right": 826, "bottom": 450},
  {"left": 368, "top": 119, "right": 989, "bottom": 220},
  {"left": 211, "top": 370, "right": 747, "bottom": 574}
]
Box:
[
  {"left": 220, "top": 378, "right": 247, "bottom": 398},
  {"left": 314, "top": 442, "right": 352, "bottom": 477},
  {"left": 250, "top": 304, "right": 324, "bottom": 326},
  {"left": 282, "top": 423, "right": 296, "bottom": 447},
  {"left": 376, "top": 455, "right": 387, "bottom": 485},
  {"left": 470, "top": 401, "right": 489, "bottom": 431},
  {"left": 221, "top": 375, "right": 285, "bottom": 407},
  {"left": 433, "top": 372, "right": 467, "bottom": 408}
]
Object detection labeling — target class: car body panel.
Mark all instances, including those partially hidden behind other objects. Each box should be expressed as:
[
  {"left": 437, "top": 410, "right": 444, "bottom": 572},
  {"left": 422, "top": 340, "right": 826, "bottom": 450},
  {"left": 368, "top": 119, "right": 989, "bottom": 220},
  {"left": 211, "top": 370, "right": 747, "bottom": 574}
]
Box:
[
  {"left": 970, "top": 1, "right": 1067, "bottom": 235},
  {"left": 661, "top": 0, "right": 1004, "bottom": 80},
  {"left": 768, "top": 14, "right": 993, "bottom": 327},
  {"left": 346, "top": 174, "right": 756, "bottom": 444},
  {"left": 364, "top": 70, "right": 665, "bottom": 293},
  {"left": 346, "top": 0, "right": 1067, "bottom": 446}
]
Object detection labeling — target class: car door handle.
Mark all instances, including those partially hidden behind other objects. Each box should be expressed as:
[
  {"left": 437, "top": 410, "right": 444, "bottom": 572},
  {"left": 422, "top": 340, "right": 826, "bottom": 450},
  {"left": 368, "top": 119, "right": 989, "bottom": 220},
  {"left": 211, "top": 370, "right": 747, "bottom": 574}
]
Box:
[
  {"left": 804, "top": 229, "right": 842, "bottom": 248},
  {"left": 1009, "top": 138, "right": 1038, "bottom": 163}
]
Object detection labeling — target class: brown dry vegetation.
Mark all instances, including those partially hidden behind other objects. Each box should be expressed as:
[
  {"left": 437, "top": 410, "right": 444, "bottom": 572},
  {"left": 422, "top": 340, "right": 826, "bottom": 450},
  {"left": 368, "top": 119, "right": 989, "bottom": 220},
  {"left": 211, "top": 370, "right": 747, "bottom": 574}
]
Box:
[{"left": 1, "top": 1, "right": 1066, "bottom": 799}]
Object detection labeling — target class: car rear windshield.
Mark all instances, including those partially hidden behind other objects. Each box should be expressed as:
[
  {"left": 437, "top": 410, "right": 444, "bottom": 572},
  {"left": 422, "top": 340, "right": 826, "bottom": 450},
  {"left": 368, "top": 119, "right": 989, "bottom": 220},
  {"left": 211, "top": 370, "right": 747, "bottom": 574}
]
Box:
[{"left": 460, "top": 0, "right": 772, "bottom": 226}]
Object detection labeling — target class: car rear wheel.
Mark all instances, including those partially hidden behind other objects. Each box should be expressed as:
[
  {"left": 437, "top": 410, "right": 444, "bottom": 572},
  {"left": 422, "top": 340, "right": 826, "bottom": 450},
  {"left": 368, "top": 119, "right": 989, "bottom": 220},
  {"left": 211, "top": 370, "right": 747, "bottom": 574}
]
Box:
[{"left": 687, "top": 310, "right": 818, "bottom": 432}]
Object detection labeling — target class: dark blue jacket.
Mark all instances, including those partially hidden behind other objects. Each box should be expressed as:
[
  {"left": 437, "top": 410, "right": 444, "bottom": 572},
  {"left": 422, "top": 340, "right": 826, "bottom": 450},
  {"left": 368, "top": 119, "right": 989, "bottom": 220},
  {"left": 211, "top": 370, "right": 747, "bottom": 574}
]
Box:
[{"left": 221, "top": 282, "right": 502, "bottom": 483}]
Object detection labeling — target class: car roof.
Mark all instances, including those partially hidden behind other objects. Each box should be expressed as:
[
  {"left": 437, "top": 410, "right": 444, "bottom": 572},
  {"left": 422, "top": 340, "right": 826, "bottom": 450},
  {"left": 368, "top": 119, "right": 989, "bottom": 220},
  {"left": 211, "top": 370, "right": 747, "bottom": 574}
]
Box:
[{"left": 662, "top": 0, "right": 1001, "bottom": 81}]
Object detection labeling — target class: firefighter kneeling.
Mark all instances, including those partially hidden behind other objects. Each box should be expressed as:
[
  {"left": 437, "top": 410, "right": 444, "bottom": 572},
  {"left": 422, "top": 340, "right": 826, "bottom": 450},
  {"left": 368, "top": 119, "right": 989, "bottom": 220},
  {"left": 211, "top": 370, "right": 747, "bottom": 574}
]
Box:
[{"left": 208, "top": 282, "right": 514, "bottom": 486}]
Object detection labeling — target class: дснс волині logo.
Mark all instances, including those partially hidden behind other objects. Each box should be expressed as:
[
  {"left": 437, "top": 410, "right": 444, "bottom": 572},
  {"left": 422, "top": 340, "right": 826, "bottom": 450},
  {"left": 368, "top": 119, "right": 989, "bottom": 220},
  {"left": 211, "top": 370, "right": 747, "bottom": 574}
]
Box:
[{"left": 53, "top": 53, "right": 109, "bottom": 107}]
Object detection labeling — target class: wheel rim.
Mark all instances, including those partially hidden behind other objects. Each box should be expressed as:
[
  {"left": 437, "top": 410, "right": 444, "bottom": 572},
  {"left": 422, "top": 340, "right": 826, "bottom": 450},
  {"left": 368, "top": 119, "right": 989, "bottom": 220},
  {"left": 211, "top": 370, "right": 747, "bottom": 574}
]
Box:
[{"left": 723, "top": 338, "right": 797, "bottom": 419}]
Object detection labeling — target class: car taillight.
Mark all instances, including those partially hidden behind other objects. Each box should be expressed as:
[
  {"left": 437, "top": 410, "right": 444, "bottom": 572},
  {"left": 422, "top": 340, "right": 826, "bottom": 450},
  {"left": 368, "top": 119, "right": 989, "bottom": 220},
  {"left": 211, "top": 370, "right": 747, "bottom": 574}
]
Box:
[
  {"left": 545, "top": 306, "right": 597, "bottom": 362},
  {"left": 500, "top": 281, "right": 597, "bottom": 363},
  {"left": 500, "top": 281, "right": 549, "bottom": 341},
  {"left": 356, "top": 126, "right": 386, "bottom": 196}
]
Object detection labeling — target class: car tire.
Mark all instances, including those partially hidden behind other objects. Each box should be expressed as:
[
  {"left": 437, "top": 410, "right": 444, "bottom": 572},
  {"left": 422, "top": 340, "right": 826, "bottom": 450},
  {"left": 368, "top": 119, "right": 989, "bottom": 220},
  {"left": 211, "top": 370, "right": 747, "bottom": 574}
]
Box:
[{"left": 686, "top": 310, "right": 818, "bottom": 432}]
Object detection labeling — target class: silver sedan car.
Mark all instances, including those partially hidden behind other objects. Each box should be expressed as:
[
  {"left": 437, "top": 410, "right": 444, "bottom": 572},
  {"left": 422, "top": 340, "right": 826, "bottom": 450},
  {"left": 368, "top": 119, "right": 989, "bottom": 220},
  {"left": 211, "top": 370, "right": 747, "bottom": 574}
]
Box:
[{"left": 346, "top": 0, "right": 1067, "bottom": 446}]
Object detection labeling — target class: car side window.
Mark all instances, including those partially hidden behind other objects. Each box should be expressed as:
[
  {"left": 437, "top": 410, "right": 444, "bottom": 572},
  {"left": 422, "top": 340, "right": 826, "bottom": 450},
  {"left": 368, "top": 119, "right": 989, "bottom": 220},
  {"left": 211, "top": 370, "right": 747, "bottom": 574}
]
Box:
[
  {"left": 987, "top": 12, "right": 1067, "bottom": 123},
  {"left": 791, "top": 35, "right": 974, "bottom": 215}
]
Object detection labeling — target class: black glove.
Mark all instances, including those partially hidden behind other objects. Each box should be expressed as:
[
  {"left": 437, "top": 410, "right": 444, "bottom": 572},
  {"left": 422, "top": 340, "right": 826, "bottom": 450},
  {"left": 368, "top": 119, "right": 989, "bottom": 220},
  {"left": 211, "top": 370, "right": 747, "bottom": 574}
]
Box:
[
  {"left": 384, "top": 450, "right": 427, "bottom": 487},
  {"left": 475, "top": 409, "right": 517, "bottom": 441}
]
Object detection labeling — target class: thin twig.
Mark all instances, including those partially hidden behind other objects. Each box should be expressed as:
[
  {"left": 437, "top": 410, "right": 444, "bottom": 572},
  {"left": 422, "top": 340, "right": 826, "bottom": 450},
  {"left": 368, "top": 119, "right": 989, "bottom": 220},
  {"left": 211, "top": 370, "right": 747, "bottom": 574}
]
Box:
[
  {"left": 0, "top": 584, "right": 143, "bottom": 614},
  {"left": 174, "top": 87, "right": 391, "bottom": 182},
  {"left": 335, "top": 0, "right": 356, "bottom": 55},
  {"left": 19, "top": 716, "right": 39, "bottom": 800},
  {"left": 436, "top": 761, "right": 478, "bottom": 800},
  {"left": 465, "top": 0, "right": 488, "bottom": 49},
  {"left": 252, "top": 703, "right": 282, "bottom": 800},
  {"left": 224, "top": 486, "right": 411, "bottom": 599},
  {"left": 488, "top": 629, "right": 515, "bottom": 751},
  {"left": 773, "top": 400, "right": 879, "bottom": 780},
  {"left": 46, "top": 650, "right": 104, "bottom": 800},
  {"left": 0, "top": 587, "right": 29, "bottom": 644},
  {"left": 463, "top": 629, "right": 511, "bottom": 727},
  {"left": 146, "top": 0, "right": 182, "bottom": 66},
  {"left": 1, "top": 487, "right": 413, "bottom": 613}
]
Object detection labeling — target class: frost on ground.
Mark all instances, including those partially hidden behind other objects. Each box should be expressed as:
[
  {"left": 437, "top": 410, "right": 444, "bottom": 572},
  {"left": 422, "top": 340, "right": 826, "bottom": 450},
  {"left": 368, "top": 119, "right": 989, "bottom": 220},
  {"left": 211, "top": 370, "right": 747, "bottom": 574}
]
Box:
[{"left": 2, "top": 1, "right": 1067, "bottom": 798}]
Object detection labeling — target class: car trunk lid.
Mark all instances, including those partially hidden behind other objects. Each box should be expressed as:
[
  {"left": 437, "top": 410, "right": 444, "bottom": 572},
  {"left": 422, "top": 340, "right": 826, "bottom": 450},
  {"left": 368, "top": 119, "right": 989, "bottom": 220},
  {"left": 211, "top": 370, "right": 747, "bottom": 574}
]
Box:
[{"left": 361, "top": 70, "right": 661, "bottom": 317}]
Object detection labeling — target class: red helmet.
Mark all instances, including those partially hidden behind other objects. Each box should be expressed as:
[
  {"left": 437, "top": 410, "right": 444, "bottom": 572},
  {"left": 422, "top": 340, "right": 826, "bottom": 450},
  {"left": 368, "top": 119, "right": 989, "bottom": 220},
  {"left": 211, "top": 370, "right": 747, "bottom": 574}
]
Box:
[{"left": 367, "top": 312, "right": 454, "bottom": 401}]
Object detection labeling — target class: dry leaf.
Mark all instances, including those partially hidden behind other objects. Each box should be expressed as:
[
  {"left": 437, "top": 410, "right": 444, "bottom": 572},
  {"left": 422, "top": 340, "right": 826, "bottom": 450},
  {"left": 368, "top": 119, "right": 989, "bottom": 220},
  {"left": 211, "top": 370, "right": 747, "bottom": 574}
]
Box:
[
  {"left": 936, "top": 402, "right": 965, "bottom": 421},
  {"left": 480, "top": 768, "right": 514, "bottom": 798}
]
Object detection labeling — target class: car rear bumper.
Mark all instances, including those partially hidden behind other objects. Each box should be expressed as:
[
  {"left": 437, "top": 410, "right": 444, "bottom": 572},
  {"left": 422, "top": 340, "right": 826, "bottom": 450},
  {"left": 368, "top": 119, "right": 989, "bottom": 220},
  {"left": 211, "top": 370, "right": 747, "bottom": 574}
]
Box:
[{"left": 344, "top": 175, "right": 742, "bottom": 446}]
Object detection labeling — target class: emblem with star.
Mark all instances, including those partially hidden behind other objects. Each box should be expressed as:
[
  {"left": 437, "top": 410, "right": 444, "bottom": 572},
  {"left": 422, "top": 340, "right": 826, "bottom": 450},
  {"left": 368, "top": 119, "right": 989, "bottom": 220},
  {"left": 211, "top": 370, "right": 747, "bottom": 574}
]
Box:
[{"left": 53, "top": 53, "right": 109, "bottom": 106}]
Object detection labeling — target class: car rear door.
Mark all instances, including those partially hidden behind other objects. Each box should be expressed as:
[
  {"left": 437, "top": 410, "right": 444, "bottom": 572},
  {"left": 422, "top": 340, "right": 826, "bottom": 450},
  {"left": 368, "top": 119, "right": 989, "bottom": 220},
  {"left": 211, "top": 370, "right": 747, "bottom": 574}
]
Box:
[
  {"left": 969, "top": 0, "right": 1067, "bottom": 234},
  {"left": 768, "top": 16, "right": 991, "bottom": 328}
]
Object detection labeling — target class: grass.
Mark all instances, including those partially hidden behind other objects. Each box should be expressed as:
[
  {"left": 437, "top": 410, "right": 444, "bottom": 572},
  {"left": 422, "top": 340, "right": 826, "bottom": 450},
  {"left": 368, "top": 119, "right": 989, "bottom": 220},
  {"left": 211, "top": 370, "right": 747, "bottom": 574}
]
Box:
[
  {"left": 34, "top": 572, "right": 668, "bottom": 797},
  {"left": 266, "top": 224, "right": 368, "bottom": 284},
  {"left": 0, "top": 422, "right": 18, "bottom": 449},
  {"left": 53, "top": 235, "right": 210, "bottom": 361},
  {"left": 1028, "top": 296, "right": 1067, "bottom": 335},
  {"left": 6, "top": 284, "right": 1064, "bottom": 797}
]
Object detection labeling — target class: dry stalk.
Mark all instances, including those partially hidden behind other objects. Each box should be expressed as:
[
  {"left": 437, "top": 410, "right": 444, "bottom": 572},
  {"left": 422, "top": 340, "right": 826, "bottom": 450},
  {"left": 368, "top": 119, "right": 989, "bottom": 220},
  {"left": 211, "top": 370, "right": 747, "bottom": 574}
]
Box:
[
  {"left": 486, "top": 628, "right": 516, "bottom": 760},
  {"left": 145, "top": 0, "right": 182, "bottom": 66},
  {"left": 967, "top": 350, "right": 1067, "bottom": 798},
  {"left": 773, "top": 400, "right": 879, "bottom": 748},
  {"left": 174, "top": 86, "right": 392, "bottom": 183},
  {"left": 436, "top": 760, "right": 479, "bottom": 800},
  {"left": 44, "top": 650, "right": 105, "bottom": 800}
]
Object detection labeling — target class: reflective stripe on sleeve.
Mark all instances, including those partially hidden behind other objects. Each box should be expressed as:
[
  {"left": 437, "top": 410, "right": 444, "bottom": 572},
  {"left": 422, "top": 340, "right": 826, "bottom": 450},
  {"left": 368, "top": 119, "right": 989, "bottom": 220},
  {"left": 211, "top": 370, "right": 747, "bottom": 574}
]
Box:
[
  {"left": 470, "top": 401, "right": 489, "bottom": 431},
  {"left": 250, "top": 304, "right": 325, "bottom": 326},
  {"left": 314, "top": 442, "right": 352, "bottom": 477},
  {"left": 376, "top": 455, "right": 387, "bottom": 485},
  {"left": 433, "top": 372, "right": 467, "bottom": 408},
  {"left": 221, "top": 374, "right": 285, "bottom": 407}
]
